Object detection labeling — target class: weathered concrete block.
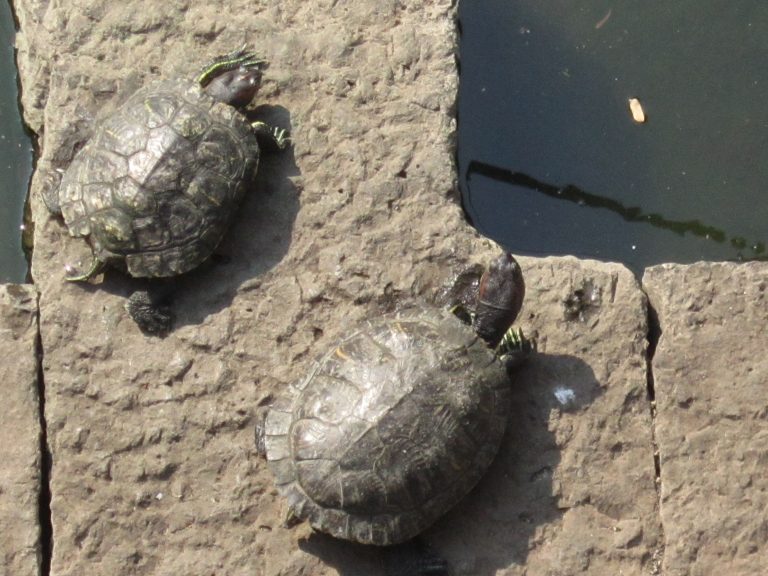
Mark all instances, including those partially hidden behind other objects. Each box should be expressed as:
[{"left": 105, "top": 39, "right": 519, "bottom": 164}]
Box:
[
  {"left": 644, "top": 262, "right": 768, "bottom": 576},
  {"left": 0, "top": 284, "right": 41, "bottom": 576},
  {"left": 428, "top": 255, "right": 661, "bottom": 575},
  {"left": 16, "top": 1, "right": 463, "bottom": 574}
]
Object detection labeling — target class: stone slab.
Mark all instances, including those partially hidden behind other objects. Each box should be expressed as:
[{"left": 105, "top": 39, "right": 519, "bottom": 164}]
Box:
[
  {"left": 0, "top": 284, "right": 41, "bottom": 576},
  {"left": 427, "top": 255, "right": 661, "bottom": 576},
  {"left": 644, "top": 262, "right": 768, "bottom": 576},
  {"left": 14, "top": 1, "right": 466, "bottom": 574}
]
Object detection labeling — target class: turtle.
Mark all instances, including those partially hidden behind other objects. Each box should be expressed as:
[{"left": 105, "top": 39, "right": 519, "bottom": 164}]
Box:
[
  {"left": 44, "top": 46, "right": 290, "bottom": 334},
  {"left": 256, "top": 252, "right": 535, "bottom": 573}
]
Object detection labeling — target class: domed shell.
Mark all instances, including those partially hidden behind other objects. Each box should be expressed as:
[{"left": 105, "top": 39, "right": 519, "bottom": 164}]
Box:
[
  {"left": 57, "top": 77, "right": 260, "bottom": 278},
  {"left": 261, "top": 307, "right": 511, "bottom": 546}
]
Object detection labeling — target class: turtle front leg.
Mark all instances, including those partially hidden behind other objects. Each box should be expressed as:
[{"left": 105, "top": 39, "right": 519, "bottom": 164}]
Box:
[
  {"left": 40, "top": 163, "right": 66, "bottom": 216},
  {"left": 496, "top": 326, "right": 537, "bottom": 369},
  {"left": 252, "top": 121, "right": 291, "bottom": 152}
]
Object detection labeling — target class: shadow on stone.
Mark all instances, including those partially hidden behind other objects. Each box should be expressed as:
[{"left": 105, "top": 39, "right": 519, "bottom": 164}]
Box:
[
  {"left": 299, "top": 534, "right": 385, "bottom": 575},
  {"left": 423, "top": 352, "right": 602, "bottom": 574},
  {"left": 299, "top": 532, "right": 452, "bottom": 576}
]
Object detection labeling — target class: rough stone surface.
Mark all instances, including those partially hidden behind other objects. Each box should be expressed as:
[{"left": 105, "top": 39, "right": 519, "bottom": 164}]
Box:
[
  {"left": 0, "top": 284, "right": 41, "bottom": 576},
  {"left": 430, "top": 256, "right": 661, "bottom": 575},
  {"left": 644, "top": 262, "right": 768, "bottom": 576},
  {"left": 13, "top": 0, "right": 661, "bottom": 574}
]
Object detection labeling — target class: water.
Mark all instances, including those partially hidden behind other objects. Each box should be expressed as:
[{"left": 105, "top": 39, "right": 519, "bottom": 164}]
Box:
[
  {"left": 0, "top": 0, "right": 32, "bottom": 283},
  {"left": 459, "top": 1, "right": 768, "bottom": 273}
]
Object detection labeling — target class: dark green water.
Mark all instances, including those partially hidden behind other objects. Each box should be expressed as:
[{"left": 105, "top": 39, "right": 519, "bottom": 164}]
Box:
[
  {"left": 459, "top": 1, "right": 768, "bottom": 273},
  {"left": 0, "top": 0, "right": 32, "bottom": 283}
]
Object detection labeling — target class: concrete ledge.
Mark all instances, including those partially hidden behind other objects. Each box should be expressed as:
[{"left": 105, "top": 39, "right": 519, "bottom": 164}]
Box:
[
  {"left": 0, "top": 284, "right": 41, "bottom": 576},
  {"left": 644, "top": 262, "right": 768, "bottom": 576}
]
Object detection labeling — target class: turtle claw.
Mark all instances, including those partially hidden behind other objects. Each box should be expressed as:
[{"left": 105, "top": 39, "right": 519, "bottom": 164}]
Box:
[
  {"left": 497, "top": 327, "right": 537, "bottom": 368},
  {"left": 271, "top": 127, "right": 291, "bottom": 149},
  {"left": 252, "top": 121, "right": 291, "bottom": 151}
]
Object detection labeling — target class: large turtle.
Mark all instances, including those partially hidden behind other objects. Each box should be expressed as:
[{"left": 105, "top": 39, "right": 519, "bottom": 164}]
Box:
[
  {"left": 45, "top": 46, "right": 289, "bottom": 334},
  {"left": 257, "top": 253, "right": 534, "bottom": 573}
]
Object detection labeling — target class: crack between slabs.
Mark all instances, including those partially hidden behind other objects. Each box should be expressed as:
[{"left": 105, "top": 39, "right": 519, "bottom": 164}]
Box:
[
  {"left": 645, "top": 298, "right": 665, "bottom": 575},
  {"left": 9, "top": 0, "right": 52, "bottom": 568},
  {"left": 34, "top": 309, "right": 53, "bottom": 576}
]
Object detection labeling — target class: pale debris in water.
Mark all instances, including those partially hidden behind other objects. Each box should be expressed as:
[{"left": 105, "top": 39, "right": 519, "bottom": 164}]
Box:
[{"left": 628, "top": 98, "right": 646, "bottom": 123}]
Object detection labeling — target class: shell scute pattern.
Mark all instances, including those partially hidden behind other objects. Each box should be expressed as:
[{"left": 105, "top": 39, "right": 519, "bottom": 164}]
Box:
[
  {"left": 142, "top": 94, "right": 178, "bottom": 129},
  {"left": 264, "top": 307, "right": 512, "bottom": 545},
  {"left": 96, "top": 116, "right": 149, "bottom": 157},
  {"left": 113, "top": 177, "right": 155, "bottom": 216},
  {"left": 57, "top": 77, "right": 260, "bottom": 278},
  {"left": 171, "top": 104, "right": 212, "bottom": 140},
  {"left": 88, "top": 208, "right": 135, "bottom": 252},
  {"left": 295, "top": 374, "right": 359, "bottom": 425}
]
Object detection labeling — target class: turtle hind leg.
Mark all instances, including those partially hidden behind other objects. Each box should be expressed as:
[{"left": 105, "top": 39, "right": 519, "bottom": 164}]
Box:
[
  {"left": 125, "top": 287, "right": 173, "bottom": 335},
  {"left": 40, "top": 165, "right": 64, "bottom": 216},
  {"left": 383, "top": 540, "right": 448, "bottom": 576}
]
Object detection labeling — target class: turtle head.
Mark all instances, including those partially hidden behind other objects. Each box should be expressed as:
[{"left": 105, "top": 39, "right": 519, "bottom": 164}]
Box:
[
  {"left": 473, "top": 252, "right": 525, "bottom": 348},
  {"left": 197, "top": 46, "right": 266, "bottom": 109}
]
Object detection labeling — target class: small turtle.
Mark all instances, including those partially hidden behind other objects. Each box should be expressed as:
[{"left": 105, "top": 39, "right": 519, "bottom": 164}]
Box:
[
  {"left": 45, "top": 46, "right": 290, "bottom": 334},
  {"left": 256, "top": 253, "right": 534, "bottom": 572}
]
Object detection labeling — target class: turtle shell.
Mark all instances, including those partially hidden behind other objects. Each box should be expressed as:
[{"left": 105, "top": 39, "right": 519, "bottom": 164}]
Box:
[
  {"left": 262, "top": 307, "right": 511, "bottom": 546},
  {"left": 58, "top": 77, "right": 260, "bottom": 278}
]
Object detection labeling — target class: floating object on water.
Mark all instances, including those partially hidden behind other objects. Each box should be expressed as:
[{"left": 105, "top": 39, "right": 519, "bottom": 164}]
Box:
[
  {"left": 628, "top": 98, "right": 646, "bottom": 123},
  {"left": 595, "top": 8, "right": 613, "bottom": 29}
]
